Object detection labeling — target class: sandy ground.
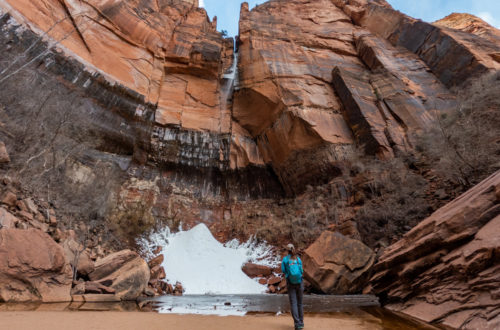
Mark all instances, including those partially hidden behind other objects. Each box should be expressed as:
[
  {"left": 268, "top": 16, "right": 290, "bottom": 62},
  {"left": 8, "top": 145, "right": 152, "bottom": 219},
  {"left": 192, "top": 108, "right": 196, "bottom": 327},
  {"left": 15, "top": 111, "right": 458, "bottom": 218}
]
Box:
[{"left": 0, "top": 311, "right": 381, "bottom": 330}]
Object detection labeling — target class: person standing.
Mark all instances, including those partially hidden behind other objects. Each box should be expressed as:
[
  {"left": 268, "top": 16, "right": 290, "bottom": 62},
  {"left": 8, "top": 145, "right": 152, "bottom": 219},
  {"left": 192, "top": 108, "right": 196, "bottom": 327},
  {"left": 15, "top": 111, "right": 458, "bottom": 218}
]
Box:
[{"left": 281, "top": 243, "right": 304, "bottom": 329}]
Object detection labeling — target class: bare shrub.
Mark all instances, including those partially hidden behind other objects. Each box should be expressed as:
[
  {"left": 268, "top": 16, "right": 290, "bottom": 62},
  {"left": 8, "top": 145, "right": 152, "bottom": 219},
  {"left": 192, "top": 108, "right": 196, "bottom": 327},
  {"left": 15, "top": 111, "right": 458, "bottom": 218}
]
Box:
[
  {"left": 0, "top": 58, "right": 127, "bottom": 250},
  {"left": 352, "top": 156, "right": 430, "bottom": 248},
  {"left": 418, "top": 72, "right": 500, "bottom": 189}
]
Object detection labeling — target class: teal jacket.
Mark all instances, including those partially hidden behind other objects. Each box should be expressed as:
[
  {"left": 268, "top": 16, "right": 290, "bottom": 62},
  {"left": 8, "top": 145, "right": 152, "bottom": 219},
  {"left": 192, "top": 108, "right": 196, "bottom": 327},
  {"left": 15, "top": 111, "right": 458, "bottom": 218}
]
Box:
[{"left": 281, "top": 255, "right": 303, "bottom": 283}]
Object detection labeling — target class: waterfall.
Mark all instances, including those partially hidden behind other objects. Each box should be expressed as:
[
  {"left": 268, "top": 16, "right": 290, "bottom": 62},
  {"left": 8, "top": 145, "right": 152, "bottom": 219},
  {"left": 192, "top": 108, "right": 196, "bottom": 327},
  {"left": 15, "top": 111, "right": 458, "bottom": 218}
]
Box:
[
  {"left": 220, "top": 52, "right": 238, "bottom": 113},
  {"left": 139, "top": 223, "right": 279, "bottom": 295}
]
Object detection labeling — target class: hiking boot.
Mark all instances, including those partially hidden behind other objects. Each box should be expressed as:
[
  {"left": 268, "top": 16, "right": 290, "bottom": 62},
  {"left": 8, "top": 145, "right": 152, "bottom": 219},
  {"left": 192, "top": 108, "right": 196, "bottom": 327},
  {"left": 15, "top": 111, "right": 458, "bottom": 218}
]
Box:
[{"left": 295, "top": 325, "right": 304, "bottom": 329}]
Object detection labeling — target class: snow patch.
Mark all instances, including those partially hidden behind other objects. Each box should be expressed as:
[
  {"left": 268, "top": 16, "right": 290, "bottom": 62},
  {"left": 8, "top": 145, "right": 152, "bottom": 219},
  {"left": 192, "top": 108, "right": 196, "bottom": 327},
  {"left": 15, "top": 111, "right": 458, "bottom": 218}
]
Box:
[{"left": 139, "top": 223, "right": 279, "bottom": 295}]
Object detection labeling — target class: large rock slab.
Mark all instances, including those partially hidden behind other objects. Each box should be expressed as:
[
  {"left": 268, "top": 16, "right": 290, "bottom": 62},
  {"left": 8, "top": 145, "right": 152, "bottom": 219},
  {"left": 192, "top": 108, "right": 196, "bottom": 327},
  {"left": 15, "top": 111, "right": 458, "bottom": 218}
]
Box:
[
  {"left": 234, "top": 0, "right": 461, "bottom": 194},
  {"left": 0, "top": 229, "right": 72, "bottom": 302},
  {"left": 235, "top": 0, "right": 360, "bottom": 194},
  {"left": 89, "top": 250, "right": 149, "bottom": 300},
  {"left": 303, "top": 231, "right": 375, "bottom": 294},
  {"left": 369, "top": 170, "right": 500, "bottom": 329}
]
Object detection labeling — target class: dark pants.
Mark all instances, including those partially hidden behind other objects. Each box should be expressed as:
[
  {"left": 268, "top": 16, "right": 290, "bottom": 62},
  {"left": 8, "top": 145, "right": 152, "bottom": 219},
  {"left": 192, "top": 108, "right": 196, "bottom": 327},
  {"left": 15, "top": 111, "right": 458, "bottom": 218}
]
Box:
[{"left": 287, "top": 281, "right": 304, "bottom": 328}]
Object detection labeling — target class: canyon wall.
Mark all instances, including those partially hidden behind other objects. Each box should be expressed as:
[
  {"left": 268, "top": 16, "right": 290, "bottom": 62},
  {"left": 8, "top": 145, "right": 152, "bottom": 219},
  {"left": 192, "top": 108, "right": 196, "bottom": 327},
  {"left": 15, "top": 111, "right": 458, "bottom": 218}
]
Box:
[{"left": 0, "top": 0, "right": 498, "bottom": 244}]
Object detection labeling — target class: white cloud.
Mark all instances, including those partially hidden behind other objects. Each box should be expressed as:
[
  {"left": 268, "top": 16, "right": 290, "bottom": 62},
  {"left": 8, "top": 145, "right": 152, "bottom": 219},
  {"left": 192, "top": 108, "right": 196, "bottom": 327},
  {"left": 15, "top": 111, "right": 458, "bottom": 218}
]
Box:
[
  {"left": 199, "top": 0, "right": 205, "bottom": 7},
  {"left": 477, "top": 11, "right": 499, "bottom": 28}
]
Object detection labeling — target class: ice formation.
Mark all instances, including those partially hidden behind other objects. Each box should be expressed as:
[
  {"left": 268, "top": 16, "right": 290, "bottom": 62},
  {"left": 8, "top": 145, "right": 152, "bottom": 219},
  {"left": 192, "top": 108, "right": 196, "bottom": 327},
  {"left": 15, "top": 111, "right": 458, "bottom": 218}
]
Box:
[{"left": 139, "top": 223, "right": 278, "bottom": 295}]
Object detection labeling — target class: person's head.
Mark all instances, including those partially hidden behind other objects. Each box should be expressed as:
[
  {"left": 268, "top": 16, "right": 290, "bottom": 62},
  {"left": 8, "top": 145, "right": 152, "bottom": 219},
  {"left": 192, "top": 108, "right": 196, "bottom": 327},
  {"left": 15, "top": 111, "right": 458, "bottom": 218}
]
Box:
[{"left": 286, "top": 243, "right": 295, "bottom": 255}]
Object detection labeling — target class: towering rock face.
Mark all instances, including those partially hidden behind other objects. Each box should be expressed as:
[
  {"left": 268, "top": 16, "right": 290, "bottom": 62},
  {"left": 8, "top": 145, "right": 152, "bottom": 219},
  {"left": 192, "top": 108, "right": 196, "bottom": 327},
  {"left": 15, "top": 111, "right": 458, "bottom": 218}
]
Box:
[
  {"left": 0, "top": 0, "right": 283, "bottom": 240},
  {"left": 235, "top": 0, "right": 459, "bottom": 194},
  {"left": 333, "top": 0, "right": 500, "bottom": 87},
  {"left": 0, "top": 0, "right": 267, "bottom": 173},
  {"left": 0, "top": 0, "right": 498, "bottom": 241}
]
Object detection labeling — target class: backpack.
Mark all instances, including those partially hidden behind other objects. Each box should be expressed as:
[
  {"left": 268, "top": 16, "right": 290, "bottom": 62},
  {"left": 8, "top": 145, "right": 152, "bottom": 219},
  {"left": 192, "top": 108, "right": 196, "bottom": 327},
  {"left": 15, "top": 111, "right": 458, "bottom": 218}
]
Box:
[{"left": 287, "top": 257, "right": 302, "bottom": 284}]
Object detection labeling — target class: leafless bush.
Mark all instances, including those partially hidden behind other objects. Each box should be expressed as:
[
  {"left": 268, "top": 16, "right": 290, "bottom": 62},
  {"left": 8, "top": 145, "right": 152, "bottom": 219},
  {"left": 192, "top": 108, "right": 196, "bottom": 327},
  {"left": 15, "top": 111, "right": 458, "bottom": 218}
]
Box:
[
  {"left": 0, "top": 59, "right": 126, "bottom": 250},
  {"left": 353, "top": 157, "right": 430, "bottom": 248},
  {"left": 418, "top": 72, "right": 500, "bottom": 189}
]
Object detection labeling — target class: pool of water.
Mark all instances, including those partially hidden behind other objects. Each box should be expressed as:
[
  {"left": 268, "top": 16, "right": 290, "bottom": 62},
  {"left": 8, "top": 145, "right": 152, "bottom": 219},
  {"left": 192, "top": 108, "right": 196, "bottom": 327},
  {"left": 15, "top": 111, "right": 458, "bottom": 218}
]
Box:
[
  {"left": 145, "top": 294, "right": 380, "bottom": 315},
  {"left": 141, "top": 294, "right": 438, "bottom": 329},
  {"left": 0, "top": 294, "right": 439, "bottom": 330}
]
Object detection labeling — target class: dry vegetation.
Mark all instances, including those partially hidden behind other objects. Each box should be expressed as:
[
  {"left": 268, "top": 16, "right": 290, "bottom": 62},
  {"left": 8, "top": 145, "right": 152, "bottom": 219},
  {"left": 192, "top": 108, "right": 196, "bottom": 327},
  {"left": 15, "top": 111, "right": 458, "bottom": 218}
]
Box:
[
  {"left": 0, "top": 41, "right": 130, "bottom": 250},
  {"left": 418, "top": 72, "right": 500, "bottom": 189}
]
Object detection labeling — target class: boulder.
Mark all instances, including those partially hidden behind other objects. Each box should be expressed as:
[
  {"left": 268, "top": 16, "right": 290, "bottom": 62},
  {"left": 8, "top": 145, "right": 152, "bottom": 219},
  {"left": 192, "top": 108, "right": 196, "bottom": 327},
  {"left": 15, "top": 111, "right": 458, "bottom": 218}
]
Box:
[
  {"left": 0, "top": 208, "right": 19, "bottom": 229},
  {"left": 152, "top": 246, "right": 162, "bottom": 255},
  {"left": 148, "top": 254, "right": 164, "bottom": 269},
  {"left": 29, "top": 219, "right": 49, "bottom": 233},
  {"left": 0, "top": 228, "right": 72, "bottom": 302},
  {"left": 150, "top": 265, "right": 166, "bottom": 280},
  {"left": 173, "top": 282, "right": 184, "bottom": 296},
  {"left": 369, "top": 170, "right": 500, "bottom": 329},
  {"left": 89, "top": 250, "right": 150, "bottom": 301},
  {"left": 15, "top": 200, "right": 28, "bottom": 213},
  {"left": 61, "top": 238, "right": 95, "bottom": 277},
  {"left": 23, "top": 198, "right": 39, "bottom": 214},
  {"left": 241, "top": 263, "right": 273, "bottom": 278},
  {"left": 303, "top": 231, "right": 375, "bottom": 294},
  {"left": 1, "top": 192, "right": 17, "bottom": 207},
  {"left": 267, "top": 276, "right": 282, "bottom": 286},
  {"left": 17, "top": 210, "right": 33, "bottom": 221}
]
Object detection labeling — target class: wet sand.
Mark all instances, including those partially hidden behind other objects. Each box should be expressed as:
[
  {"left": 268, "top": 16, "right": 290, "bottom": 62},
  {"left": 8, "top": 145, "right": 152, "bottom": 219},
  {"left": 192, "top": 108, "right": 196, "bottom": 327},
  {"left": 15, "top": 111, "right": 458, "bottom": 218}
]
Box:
[{"left": 0, "top": 311, "right": 390, "bottom": 330}]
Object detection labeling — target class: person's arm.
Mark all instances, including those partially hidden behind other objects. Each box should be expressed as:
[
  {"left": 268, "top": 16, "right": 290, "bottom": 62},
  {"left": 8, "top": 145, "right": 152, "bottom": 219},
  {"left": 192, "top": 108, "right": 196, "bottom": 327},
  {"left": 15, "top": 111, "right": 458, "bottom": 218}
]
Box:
[
  {"left": 281, "top": 256, "right": 288, "bottom": 278},
  {"left": 298, "top": 257, "right": 303, "bottom": 276}
]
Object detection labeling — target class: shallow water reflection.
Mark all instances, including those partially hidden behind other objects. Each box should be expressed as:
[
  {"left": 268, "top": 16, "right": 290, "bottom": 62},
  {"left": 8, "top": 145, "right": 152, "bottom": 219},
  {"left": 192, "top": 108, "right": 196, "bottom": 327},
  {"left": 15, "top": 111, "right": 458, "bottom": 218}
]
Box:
[
  {"left": 146, "top": 294, "right": 438, "bottom": 329},
  {"left": 0, "top": 294, "right": 438, "bottom": 330},
  {"left": 148, "top": 294, "right": 379, "bottom": 315}
]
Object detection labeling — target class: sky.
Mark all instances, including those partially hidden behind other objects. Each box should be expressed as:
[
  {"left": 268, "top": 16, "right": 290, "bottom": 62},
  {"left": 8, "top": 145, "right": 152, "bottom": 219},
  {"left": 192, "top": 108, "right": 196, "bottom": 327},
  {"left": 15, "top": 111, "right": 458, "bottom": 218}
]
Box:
[{"left": 200, "top": 0, "right": 500, "bottom": 36}]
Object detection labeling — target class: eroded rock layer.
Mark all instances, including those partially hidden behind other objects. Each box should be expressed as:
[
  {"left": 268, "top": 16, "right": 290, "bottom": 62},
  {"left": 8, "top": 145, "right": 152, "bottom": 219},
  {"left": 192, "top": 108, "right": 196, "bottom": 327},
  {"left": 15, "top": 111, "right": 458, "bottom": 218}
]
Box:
[
  {"left": 0, "top": 0, "right": 266, "bottom": 173},
  {"left": 0, "top": 0, "right": 499, "bottom": 249},
  {"left": 3, "top": 0, "right": 498, "bottom": 198},
  {"left": 369, "top": 170, "right": 500, "bottom": 329}
]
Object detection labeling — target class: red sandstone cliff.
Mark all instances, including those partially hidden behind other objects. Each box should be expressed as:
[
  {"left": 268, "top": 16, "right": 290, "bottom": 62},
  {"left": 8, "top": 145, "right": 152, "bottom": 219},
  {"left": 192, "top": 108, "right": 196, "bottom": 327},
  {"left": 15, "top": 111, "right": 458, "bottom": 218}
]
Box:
[
  {"left": 0, "top": 0, "right": 263, "bottom": 170},
  {"left": 1, "top": 0, "right": 497, "bottom": 189},
  {"left": 235, "top": 0, "right": 462, "bottom": 194}
]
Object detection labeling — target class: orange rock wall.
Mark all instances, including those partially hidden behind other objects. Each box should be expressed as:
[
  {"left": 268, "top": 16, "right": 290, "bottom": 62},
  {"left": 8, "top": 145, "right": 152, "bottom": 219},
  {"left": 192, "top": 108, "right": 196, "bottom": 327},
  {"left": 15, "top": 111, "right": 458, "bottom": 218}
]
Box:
[
  {"left": 0, "top": 0, "right": 264, "bottom": 171},
  {"left": 235, "top": 0, "right": 458, "bottom": 193},
  {"left": 1, "top": 0, "right": 498, "bottom": 196}
]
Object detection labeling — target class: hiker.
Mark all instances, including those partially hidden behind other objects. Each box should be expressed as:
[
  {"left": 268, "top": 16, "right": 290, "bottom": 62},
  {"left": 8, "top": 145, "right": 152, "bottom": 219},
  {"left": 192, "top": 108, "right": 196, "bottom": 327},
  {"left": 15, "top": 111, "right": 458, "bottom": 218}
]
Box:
[{"left": 281, "top": 243, "right": 304, "bottom": 329}]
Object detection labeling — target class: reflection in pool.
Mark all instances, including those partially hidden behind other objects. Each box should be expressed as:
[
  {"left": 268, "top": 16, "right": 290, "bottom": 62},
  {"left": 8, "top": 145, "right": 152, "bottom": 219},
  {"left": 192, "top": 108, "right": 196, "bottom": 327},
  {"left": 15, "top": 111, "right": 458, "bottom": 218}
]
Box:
[{"left": 0, "top": 294, "right": 439, "bottom": 330}]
